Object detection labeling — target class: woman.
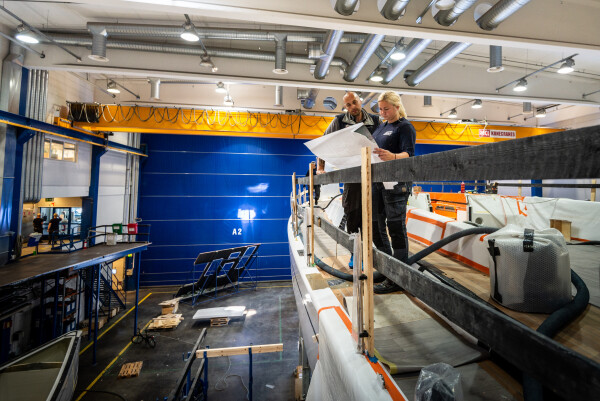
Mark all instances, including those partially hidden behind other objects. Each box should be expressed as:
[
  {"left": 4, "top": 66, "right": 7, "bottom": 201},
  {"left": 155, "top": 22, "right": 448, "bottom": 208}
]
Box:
[{"left": 371, "top": 91, "right": 416, "bottom": 294}]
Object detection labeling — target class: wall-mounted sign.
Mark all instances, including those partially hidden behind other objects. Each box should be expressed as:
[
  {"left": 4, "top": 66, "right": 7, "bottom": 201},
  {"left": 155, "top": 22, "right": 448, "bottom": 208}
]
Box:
[
  {"left": 478, "top": 129, "right": 516, "bottom": 139},
  {"left": 45, "top": 198, "right": 54, "bottom": 202}
]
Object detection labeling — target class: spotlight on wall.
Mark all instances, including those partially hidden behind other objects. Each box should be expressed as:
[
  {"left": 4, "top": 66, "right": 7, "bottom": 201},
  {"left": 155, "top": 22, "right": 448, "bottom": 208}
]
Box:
[
  {"left": 15, "top": 24, "right": 38, "bottom": 44},
  {"left": 535, "top": 108, "right": 547, "bottom": 118},
  {"left": 513, "top": 79, "right": 528, "bottom": 92},
  {"left": 471, "top": 99, "right": 483, "bottom": 109},
  {"left": 448, "top": 108, "right": 458, "bottom": 118},
  {"left": 557, "top": 58, "right": 575, "bottom": 74},
  {"left": 215, "top": 82, "right": 227, "bottom": 93},
  {"left": 107, "top": 81, "right": 120, "bottom": 94},
  {"left": 223, "top": 94, "right": 234, "bottom": 106}
]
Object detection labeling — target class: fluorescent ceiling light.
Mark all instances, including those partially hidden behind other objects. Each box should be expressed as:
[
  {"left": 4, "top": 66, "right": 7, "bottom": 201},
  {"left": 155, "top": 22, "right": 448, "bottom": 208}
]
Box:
[
  {"left": 180, "top": 23, "right": 199, "bottom": 42},
  {"left": 513, "top": 79, "right": 528, "bottom": 92},
  {"left": 448, "top": 109, "right": 458, "bottom": 118},
  {"left": 472, "top": 99, "right": 483, "bottom": 109},
  {"left": 107, "top": 81, "right": 120, "bottom": 94},
  {"left": 215, "top": 82, "right": 227, "bottom": 93},
  {"left": 15, "top": 24, "right": 38, "bottom": 44},
  {"left": 535, "top": 108, "right": 547, "bottom": 118},
  {"left": 557, "top": 58, "right": 575, "bottom": 74}
]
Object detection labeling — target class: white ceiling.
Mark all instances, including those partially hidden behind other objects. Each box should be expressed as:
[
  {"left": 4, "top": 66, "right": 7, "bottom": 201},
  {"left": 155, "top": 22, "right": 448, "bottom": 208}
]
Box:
[{"left": 1, "top": 0, "right": 599, "bottom": 127}]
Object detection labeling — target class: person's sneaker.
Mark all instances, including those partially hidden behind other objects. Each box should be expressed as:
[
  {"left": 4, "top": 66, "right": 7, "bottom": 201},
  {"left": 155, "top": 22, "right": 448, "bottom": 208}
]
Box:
[
  {"left": 374, "top": 278, "right": 401, "bottom": 294},
  {"left": 348, "top": 253, "right": 354, "bottom": 269}
]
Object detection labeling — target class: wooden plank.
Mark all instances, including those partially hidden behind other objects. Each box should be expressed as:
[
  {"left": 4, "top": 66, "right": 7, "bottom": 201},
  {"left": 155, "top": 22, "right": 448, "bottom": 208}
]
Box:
[
  {"left": 361, "top": 147, "right": 375, "bottom": 356},
  {"left": 309, "top": 162, "right": 315, "bottom": 265},
  {"left": 196, "top": 343, "right": 283, "bottom": 358},
  {"left": 300, "top": 125, "right": 600, "bottom": 185}
]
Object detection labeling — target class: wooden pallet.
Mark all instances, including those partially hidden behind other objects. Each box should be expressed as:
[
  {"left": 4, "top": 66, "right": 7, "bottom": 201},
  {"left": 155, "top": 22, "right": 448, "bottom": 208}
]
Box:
[
  {"left": 148, "top": 313, "right": 184, "bottom": 330},
  {"left": 210, "top": 317, "right": 230, "bottom": 327},
  {"left": 118, "top": 361, "right": 143, "bottom": 378}
]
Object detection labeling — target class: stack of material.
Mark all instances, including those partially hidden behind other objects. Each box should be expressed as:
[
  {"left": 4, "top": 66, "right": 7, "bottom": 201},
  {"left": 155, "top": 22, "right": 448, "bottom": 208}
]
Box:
[
  {"left": 159, "top": 298, "right": 180, "bottom": 315},
  {"left": 148, "top": 314, "right": 184, "bottom": 330}
]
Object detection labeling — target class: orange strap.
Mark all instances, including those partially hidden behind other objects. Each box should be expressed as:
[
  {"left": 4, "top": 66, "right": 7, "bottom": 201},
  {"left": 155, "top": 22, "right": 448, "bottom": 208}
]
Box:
[{"left": 317, "top": 306, "right": 407, "bottom": 401}]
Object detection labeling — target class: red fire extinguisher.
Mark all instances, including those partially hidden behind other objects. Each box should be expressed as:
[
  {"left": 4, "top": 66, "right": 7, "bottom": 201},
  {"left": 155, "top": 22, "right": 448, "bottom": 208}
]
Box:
[{"left": 461, "top": 181, "right": 465, "bottom": 193}]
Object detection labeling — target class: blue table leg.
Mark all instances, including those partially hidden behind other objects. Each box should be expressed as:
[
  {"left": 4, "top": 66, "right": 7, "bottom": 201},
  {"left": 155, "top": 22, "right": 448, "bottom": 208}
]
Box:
[
  {"left": 134, "top": 253, "right": 140, "bottom": 336},
  {"left": 248, "top": 347, "right": 253, "bottom": 401},
  {"left": 52, "top": 271, "right": 59, "bottom": 339},
  {"left": 203, "top": 349, "right": 209, "bottom": 400}
]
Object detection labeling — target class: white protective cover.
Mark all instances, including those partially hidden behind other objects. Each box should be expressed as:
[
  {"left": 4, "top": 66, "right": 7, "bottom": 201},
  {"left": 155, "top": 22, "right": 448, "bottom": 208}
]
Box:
[{"left": 485, "top": 225, "right": 571, "bottom": 313}]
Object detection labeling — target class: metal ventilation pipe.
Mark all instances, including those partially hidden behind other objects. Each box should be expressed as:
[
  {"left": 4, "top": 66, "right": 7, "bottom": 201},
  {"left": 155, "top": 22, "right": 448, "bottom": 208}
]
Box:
[
  {"left": 274, "top": 34, "right": 288, "bottom": 74},
  {"left": 314, "top": 30, "right": 344, "bottom": 80},
  {"left": 46, "top": 35, "right": 350, "bottom": 72},
  {"left": 380, "top": 0, "right": 411, "bottom": 20},
  {"left": 382, "top": 38, "right": 431, "bottom": 84},
  {"left": 334, "top": 0, "right": 359, "bottom": 16},
  {"left": 275, "top": 85, "right": 284, "bottom": 107},
  {"left": 476, "top": 0, "right": 532, "bottom": 31},
  {"left": 405, "top": 42, "right": 471, "bottom": 87},
  {"left": 434, "top": 0, "right": 478, "bottom": 26},
  {"left": 344, "top": 34, "right": 385, "bottom": 82},
  {"left": 488, "top": 45, "right": 504, "bottom": 72},
  {"left": 362, "top": 91, "right": 377, "bottom": 106},
  {"left": 303, "top": 89, "right": 320, "bottom": 109},
  {"left": 87, "top": 24, "right": 109, "bottom": 62},
  {"left": 149, "top": 78, "right": 160, "bottom": 100}
]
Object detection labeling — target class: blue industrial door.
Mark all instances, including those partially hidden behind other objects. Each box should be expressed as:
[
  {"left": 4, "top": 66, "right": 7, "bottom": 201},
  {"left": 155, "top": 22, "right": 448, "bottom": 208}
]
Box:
[{"left": 138, "top": 134, "right": 314, "bottom": 286}]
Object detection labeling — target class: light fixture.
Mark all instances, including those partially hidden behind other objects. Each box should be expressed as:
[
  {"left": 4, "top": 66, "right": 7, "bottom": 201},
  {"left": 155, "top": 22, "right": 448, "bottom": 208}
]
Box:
[
  {"left": 557, "top": 58, "right": 575, "bottom": 74},
  {"left": 180, "top": 23, "right": 199, "bottom": 42},
  {"left": 369, "top": 69, "right": 385, "bottom": 82},
  {"left": 107, "top": 81, "right": 120, "bottom": 94},
  {"left": 435, "top": 0, "right": 456, "bottom": 11},
  {"left": 390, "top": 44, "right": 406, "bottom": 61},
  {"left": 471, "top": 99, "right": 483, "bottom": 109},
  {"left": 215, "top": 82, "right": 227, "bottom": 93},
  {"left": 535, "top": 108, "right": 547, "bottom": 118},
  {"left": 211, "top": 66, "right": 218, "bottom": 72},
  {"left": 223, "top": 94, "right": 234, "bottom": 106},
  {"left": 448, "top": 108, "right": 458, "bottom": 118},
  {"left": 15, "top": 24, "right": 38, "bottom": 44},
  {"left": 513, "top": 79, "right": 528, "bottom": 92}
]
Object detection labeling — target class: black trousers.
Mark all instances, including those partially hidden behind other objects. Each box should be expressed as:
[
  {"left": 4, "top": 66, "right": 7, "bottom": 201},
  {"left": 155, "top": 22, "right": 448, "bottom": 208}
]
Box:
[{"left": 372, "top": 183, "right": 410, "bottom": 263}]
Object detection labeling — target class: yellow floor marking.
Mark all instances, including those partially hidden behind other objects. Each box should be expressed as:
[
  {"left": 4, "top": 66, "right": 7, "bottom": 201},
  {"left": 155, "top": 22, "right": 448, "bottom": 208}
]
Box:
[
  {"left": 74, "top": 319, "right": 153, "bottom": 401},
  {"left": 79, "top": 292, "right": 152, "bottom": 355}
]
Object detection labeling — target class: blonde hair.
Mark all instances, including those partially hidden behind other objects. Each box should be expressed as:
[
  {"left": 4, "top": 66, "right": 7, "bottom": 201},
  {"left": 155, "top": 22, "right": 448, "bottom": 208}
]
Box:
[{"left": 378, "top": 91, "right": 407, "bottom": 119}]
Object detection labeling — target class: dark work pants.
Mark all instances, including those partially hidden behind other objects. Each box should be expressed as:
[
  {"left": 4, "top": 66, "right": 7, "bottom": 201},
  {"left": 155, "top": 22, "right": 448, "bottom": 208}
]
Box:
[{"left": 372, "top": 183, "right": 409, "bottom": 263}]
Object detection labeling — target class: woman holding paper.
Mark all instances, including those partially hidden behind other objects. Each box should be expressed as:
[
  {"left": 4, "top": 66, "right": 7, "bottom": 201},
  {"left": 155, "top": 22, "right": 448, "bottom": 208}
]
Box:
[{"left": 371, "top": 91, "right": 417, "bottom": 294}]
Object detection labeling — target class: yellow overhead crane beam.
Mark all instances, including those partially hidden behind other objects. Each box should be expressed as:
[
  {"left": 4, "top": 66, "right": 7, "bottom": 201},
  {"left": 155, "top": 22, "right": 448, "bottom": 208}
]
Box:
[{"left": 73, "top": 105, "right": 561, "bottom": 145}]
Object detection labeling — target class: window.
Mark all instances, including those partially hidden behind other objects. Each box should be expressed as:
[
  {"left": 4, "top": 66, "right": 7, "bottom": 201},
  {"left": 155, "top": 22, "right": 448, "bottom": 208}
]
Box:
[{"left": 44, "top": 139, "right": 77, "bottom": 162}]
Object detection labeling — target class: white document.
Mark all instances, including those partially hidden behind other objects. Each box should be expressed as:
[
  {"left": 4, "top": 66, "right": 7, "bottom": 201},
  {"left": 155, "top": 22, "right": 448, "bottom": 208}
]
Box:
[
  {"left": 305, "top": 123, "right": 381, "bottom": 169},
  {"left": 305, "top": 123, "right": 397, "bottom": 188}
]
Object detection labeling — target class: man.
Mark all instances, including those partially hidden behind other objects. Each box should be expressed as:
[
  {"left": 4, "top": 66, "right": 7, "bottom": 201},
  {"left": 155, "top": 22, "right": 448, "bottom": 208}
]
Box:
[
  {"left": 33, "top": 213, "right": 44, "bottom": 234},
  {"left": 47, "top": 213, "right": 62, "bottom": 244},
  {"left": 317, "top": 92, "right": 390, "bottom": 266}
]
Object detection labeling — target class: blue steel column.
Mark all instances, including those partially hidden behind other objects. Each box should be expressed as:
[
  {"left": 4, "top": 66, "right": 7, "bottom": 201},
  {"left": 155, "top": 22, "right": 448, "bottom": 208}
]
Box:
[
  {"left": 52, "top": 271, "right": 59, "bottom": 339},
  {"left": 81, "top": 145, "right": 107, "bottom": 246},
  {"left": 248, "top": 347, "right": 253, "bottom": 401},
  {"left": 133, "top": 252, "right": 140, "bottom": 336},
  {"left": 93, "top": 264, "right": 100, "bottom": 365},
  {"left": 39, "top": 278, "right": 45, "bottom": 344}
]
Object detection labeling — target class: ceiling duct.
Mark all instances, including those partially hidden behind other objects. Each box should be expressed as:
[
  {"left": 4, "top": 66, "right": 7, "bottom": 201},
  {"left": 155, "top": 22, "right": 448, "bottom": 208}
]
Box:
[
  {"left": 380, "top": 0, "right": 411, "bottom": 20},
  {"left": 382, "top": 38, "right": 432, "bottom": 84},
  {"left": 85, "top": 23, "right": 366, "bottom": 43},
  {"left": 149, "top": 78, "right": 160, "bottom": 100},
  {"left": 362, "top": 91, "right": 377, "bottom": 106},
  {"left": 46, "top": 35, "right": 349, "bottom": 72},
  {"left": 488, "top": 45, "right": 504, "bottom": 72},
  {"left": 476, "top": 0, "right": 532, "bottom": 31},
  {"left": 87, "top": 24, "right": 108, "bottom": 62},
  {"left": 344, "top": 34, "right": 385, "bottom": 82},
  {"left": 334, "top": 0, "right": 359, "bottom": 16},
  {"left": 314, "top": 30, "right": 344, "bottom": 80},
  {"left": 275, "top": 85, "right": 284, "bottom": 107},
  {"left": 405, "top": 42, "right": 471, "bottom": 87},
  {"left": 434, "top": 0, "right": 478, "bottom": 26},
  {"left": 273, "top": 34, "right": 288, "bottom": 74},
  {"left": 303, "top": 89, "right": 320, "bottom": 109}
]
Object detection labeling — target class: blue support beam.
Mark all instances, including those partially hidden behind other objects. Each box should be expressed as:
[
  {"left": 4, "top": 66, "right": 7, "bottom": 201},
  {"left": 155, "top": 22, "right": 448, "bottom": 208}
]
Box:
[
  {"left": 134, "top": 252, "right": 140, "bottom": 336},
  {"left": 531, "top": 179, "right": 543, "bottom": 197},
  {"left": 82, "top": 145, "right": 107, "bottom": 246},
  {"left": 93, "top": 264, "right": 100, "bottom": 365}
]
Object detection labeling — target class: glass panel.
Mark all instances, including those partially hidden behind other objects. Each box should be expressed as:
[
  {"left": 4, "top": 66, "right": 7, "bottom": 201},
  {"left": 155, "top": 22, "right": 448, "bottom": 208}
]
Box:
[
  {"left": 50, "top": 141, "right": 63, "bottom": 160},
  {"left": 43, "top": 140, "right": 50, "bottom": 158},
  {"left": 63, "top": 143, "right": 76, "bottom": 162}
]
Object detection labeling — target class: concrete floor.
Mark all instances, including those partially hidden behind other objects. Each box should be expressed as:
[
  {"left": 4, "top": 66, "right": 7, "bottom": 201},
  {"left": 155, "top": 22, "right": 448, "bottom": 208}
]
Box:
[{"left": 74, "top": 282, "right": 299, "bottom": 401}]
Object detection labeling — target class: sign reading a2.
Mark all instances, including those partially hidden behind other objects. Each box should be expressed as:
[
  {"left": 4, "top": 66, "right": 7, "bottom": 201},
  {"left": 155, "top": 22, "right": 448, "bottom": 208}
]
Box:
[{"left": 232, "top": 228, "right": 242, "bottom": 235}]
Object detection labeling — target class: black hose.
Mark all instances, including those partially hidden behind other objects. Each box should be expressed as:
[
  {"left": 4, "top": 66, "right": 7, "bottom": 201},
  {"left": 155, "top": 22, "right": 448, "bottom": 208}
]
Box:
[
  {"left": 406, "top": 226, "right": 498, "bottom": 265},
  {"left": 314, "top": 193, "right": 343, "bottom": 210},
  {"left": 522, "top": 269, "right": 590, "bottom": 401},
  {"left": 314, "top": 255, "right": 386, "bottom": 283},
  {"left": 569, "top": 240, "right": 600, "bottom": 246}
]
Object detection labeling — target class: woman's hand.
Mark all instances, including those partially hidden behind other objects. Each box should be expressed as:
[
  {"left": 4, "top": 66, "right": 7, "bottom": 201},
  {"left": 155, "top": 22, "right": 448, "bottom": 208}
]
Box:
[{"left": 373, "top": 148, "right": 395, "bottom": 161}]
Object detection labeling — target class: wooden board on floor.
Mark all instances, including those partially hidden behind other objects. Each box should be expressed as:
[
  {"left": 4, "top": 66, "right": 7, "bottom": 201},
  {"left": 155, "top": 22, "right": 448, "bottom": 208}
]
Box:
[
  {"left": 119, "top": 361, "right": 143, "bottom": 378},
  {"left": 148, "top": 313, "right": 184, "bottom": 330}
]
